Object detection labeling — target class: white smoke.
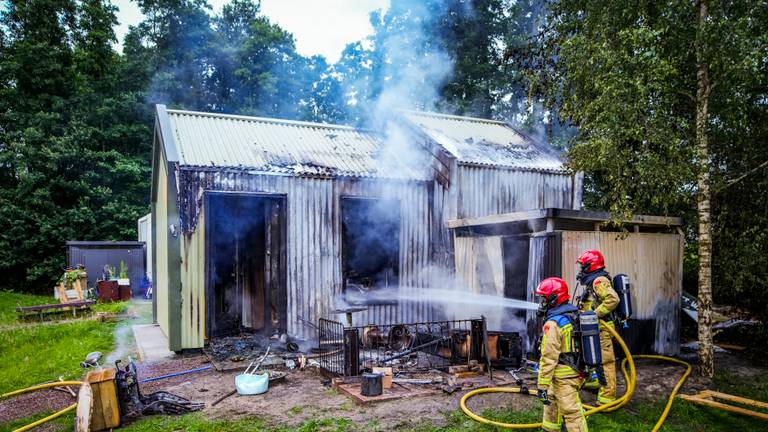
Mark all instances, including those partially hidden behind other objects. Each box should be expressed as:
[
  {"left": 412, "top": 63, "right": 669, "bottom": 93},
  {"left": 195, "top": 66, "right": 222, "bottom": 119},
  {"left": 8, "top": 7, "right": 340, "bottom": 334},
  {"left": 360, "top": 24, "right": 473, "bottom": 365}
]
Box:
[
  {"left": 365, "top": 1, "right": 455, "bottom": 179},
  {"left": 343, "top": 265, "right": 537, "bottom": 332},
  {"left": 106, "top": 322, "right": 133, "bottom": 365}
]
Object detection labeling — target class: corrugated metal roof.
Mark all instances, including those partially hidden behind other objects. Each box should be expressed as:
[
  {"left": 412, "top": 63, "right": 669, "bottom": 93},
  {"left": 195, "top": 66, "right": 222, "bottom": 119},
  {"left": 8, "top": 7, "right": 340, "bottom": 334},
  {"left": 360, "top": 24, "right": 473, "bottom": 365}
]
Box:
[
  {"left": 399, "top": 110, "right": 567, "bottom": 172},
  {"left": 165, "top": 109, "right": 431, "bottom": 180}
]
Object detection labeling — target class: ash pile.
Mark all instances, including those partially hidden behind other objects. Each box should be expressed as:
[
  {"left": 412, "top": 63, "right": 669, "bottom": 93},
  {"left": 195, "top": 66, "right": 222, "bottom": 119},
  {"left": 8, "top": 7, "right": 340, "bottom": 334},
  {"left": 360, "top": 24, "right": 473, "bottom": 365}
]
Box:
[{"left": 203, "top": 333, "right": 307, "bottom": 371}]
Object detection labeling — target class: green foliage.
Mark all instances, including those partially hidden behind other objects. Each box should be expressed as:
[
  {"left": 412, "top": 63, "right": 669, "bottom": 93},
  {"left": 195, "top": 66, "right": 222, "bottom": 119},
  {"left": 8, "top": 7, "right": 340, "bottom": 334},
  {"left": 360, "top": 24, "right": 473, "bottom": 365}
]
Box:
[
  {"left": 524, "top": 1, "right": 768, "bottom": 318},
  {"left": 119, "top": 260, "right": 128, "bottom": 279},
  {"left": 92, "top": 300, "right": 129, "bottom": 315},
  {"left": 328, "top": 0, "right": 542, "bottom": 126},
  {"left": 0, "top": 0, "right": 152, "bottom": 293},
  {"left": 1, "top": 0, "right": 764, "bottom": 324}
]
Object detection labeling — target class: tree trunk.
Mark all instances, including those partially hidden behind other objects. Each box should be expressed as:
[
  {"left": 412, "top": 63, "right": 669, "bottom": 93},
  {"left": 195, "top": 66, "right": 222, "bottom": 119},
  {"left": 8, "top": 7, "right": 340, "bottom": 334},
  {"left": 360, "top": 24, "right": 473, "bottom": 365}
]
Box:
[{"left": 695, "top": 0, "right": 714, "bottom": 378}]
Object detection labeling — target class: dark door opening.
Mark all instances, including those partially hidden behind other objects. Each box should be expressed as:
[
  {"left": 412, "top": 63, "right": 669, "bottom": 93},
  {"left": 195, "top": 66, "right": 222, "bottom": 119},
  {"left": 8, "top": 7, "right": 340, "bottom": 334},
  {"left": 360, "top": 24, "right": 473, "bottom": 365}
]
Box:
[
  {"left": 341, "top": 197, "right": 400, "bottom": 295},
  {"left": 206, "top": 193, "right": 286, "bottom": 339},
  {"left": 503, "top": 235, "right": 530, "bottom": 320}
]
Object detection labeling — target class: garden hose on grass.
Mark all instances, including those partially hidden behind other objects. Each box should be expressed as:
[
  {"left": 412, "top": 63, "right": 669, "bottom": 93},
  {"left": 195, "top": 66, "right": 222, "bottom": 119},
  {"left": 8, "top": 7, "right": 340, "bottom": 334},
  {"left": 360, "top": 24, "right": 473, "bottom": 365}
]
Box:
[
  {"left": 1, "top": 381, "right": 83, "bottom": 432},
  {"left": 460, "top": 322, "right": 692, "bottom": 431}
]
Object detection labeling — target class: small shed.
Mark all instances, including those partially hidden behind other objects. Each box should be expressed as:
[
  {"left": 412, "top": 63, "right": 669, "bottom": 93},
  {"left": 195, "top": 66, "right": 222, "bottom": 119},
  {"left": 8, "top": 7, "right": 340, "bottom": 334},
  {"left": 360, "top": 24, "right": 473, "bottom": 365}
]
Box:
[
  {"left": 66, "top": 241, "right": 146, "bottom": 297},
  {"left": 448, "top": 208, "right": 684, "bottom": 356}
]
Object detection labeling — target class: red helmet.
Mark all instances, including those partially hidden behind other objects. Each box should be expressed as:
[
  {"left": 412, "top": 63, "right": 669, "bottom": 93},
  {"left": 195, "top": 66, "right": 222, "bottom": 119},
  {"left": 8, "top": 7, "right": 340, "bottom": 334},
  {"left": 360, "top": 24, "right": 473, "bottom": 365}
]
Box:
[
  {"left": 535, "top": 277, "right": 570, "bottom": 306},
  {"left": 576, "top": 249, "right": 605, "bottom": 273}
]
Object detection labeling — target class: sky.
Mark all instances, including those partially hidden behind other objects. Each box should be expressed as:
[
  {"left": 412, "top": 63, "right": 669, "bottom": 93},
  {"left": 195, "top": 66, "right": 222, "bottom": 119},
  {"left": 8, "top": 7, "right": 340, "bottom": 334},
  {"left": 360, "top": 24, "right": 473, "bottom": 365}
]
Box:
[{"left": 112, "top": 0, "right": 390, "bottom": 63}]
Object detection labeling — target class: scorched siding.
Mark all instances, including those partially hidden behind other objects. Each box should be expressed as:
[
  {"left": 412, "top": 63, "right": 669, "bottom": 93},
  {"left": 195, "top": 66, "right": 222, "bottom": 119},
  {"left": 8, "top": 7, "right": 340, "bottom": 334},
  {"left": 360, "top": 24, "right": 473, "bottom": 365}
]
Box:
[
  {"left": 455, "top": 165, "right": 576, "bottom": 219},
  {"left": 177, "top": 169, "right": 442, "bottom": 345},
  {"left": 154, "top": 150, "right": 170, "bottom": 338},
  {"left": 180, "top": 205, "right": 206, "bottom": 349},
  {"left": 559, "top": 231, "right": 683, "bottom": 355}
]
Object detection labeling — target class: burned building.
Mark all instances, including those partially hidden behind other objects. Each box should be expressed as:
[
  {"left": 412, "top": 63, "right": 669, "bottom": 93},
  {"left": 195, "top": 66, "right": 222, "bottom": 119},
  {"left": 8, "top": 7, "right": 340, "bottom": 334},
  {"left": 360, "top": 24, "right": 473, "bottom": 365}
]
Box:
[
  {"left": 151, "top": 105, "right": 581, "bottom": 351},
  {"left": 448, "top": 209, "right": 684, "bottom": 355}
]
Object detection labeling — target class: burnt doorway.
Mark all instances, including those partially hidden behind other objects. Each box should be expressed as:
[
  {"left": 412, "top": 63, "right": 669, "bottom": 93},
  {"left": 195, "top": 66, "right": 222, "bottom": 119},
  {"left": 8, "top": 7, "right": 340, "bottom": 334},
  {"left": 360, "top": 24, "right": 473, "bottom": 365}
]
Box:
[
  {"left": 341, "top": 197, "right": 400, "bottom": 295},
  {"left": 206, "top": 193, "right": 286, "bottom": 339},
  {"left": 503, "top": 235, "right": 530, "bottom": 320}
]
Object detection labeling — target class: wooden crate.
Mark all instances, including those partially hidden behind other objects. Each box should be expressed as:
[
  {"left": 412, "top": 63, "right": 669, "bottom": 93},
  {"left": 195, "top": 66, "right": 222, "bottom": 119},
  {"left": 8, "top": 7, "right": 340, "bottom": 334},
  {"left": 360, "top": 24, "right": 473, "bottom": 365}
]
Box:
[{"left": 86, "top": 368, "right": 120, "bottom": 431}]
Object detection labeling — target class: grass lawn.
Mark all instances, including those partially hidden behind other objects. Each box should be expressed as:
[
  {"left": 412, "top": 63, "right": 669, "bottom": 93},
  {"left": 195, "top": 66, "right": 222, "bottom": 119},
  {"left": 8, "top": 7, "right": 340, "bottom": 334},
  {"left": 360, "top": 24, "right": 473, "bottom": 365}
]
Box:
[
  {"left": 0, "top": 290, "right": 55, "bottom": 325},
  {"left": 0, "top": 291, "right": 122, "bottom": 394},
  {"left": 0, "top": 318, "right": 117, "bottom": 394}
]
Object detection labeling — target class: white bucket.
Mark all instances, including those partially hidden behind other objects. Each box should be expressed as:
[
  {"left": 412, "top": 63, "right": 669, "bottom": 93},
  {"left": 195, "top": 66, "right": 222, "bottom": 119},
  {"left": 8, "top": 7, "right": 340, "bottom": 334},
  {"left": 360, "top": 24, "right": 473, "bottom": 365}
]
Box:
[{"left": 235, "top": 372, "right": 269, "bottom": 395}]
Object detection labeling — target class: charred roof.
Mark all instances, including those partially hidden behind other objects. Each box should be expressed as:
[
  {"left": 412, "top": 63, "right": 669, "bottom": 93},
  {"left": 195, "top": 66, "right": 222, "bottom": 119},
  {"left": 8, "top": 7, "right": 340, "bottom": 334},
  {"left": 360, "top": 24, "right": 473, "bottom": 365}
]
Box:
[
  {"left": 155, "top": 105, "right": 567, "bottom": 181},
  {"left": 397, "top": 110, "right": 567, "bottom": 173}
]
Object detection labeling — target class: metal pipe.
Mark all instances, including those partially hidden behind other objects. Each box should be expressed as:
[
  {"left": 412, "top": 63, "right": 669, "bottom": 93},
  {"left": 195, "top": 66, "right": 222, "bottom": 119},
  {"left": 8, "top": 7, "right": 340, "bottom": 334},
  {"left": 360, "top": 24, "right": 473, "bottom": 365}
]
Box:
[
  {"left": 378, "top": 336, "right": 449, "bottom": 365},
  {"left": 139, "top": 365, "right": 213, "bottom": 383},
  {"left": 481, "top": 315, "right": 493, "bottom": 380}
]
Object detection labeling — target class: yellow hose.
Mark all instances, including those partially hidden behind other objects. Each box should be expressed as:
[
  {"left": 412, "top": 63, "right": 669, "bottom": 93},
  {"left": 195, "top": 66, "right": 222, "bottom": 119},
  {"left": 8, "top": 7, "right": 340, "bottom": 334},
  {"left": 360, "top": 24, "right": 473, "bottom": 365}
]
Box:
[
  {"left": 1, "top": 381, "right": 83, "bottom": 432},
  {"left": 1, "top": 381, "right": 83, "bottom": 399},
  {"left": 636, "top": 354, "right": 693, "bottom": 432},
  {"left": 13, "top": 403, "right": 77, "bottom": 432},
  {"left": 460, "top": 322, "right": 691, "bottom": 430}
]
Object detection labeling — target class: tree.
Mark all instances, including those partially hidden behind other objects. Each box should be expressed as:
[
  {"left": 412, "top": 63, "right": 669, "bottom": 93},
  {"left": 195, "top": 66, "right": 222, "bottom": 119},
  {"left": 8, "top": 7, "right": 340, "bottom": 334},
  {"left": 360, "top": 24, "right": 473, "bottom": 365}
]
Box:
[
  {"left": 0, "top": 0, "right": 152, "bottom": 291},
  {"left": 526, "top": 0, "right": 767, "bottom": 376},
  {"left": 0, "top": 0, "right": 80, "bottom": 289},
  {"left": 323, "top": 0, "right": 542, "bottom": 127},
  {"left": 694, "top": 0, "right": 714, "bottom": 378}
]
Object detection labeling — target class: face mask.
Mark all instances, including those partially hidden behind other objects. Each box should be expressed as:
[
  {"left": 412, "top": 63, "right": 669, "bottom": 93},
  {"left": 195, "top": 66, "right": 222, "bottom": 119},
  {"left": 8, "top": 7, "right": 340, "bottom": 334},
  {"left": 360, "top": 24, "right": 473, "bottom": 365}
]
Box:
[{"left": 537, "top": 296, "right": 549, "bottom": 317}]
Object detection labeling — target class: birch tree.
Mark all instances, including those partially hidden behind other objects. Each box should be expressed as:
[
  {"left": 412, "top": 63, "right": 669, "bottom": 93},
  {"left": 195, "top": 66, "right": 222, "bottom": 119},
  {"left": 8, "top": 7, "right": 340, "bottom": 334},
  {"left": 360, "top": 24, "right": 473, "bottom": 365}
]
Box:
[{"left": 525, "top": 0, "right": 767, "bottom": 376}]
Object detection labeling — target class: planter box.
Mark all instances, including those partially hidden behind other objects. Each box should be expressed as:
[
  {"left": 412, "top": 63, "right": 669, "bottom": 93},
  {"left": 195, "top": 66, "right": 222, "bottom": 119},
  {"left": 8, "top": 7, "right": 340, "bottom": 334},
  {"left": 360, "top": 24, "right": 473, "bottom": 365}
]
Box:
[{"left": 97, "top": 280, "right": 119, "bottom": 302}]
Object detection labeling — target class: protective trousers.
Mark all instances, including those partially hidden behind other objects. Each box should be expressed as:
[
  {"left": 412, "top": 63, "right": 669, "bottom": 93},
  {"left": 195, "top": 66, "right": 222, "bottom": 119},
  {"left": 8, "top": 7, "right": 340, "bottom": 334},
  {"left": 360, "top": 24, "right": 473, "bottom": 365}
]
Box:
[
  {"left": 598, "top": 324, "right": 616, "bottom": 404},
  {"left": 542, "top": 376, "right": 588, "bottom": 432}
]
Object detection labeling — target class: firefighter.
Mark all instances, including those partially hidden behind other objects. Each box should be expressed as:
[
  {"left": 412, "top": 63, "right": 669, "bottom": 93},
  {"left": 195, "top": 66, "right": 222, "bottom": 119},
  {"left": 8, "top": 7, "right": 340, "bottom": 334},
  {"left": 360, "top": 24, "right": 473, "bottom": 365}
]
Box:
[
  {"left": 536, "top": 277, "right": 588, "bottom": 432},
  {"left": 576, "top": 249, "right": 619, "bottom": 405}
]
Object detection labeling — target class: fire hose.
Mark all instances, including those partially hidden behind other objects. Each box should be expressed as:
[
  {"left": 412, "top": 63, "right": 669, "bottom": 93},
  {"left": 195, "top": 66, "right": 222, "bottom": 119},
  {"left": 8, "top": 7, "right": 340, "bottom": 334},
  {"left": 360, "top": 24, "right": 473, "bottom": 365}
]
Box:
[
  {"left": 460, "top": 322, "right": 693, "bottom": 431},
  {"left": 1, "top": 381, "right": 83, "bottom": 432}
]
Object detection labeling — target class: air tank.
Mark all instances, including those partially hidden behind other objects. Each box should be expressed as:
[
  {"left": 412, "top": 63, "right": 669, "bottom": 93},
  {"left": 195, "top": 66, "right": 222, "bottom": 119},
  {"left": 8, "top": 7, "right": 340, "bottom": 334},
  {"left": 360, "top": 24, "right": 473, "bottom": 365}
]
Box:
[
  {"left": 578, "top": 311, "right": 602, "bottom": 367},
  {"left": 612, "top": 273, "right": 633, "bottom": 320}
]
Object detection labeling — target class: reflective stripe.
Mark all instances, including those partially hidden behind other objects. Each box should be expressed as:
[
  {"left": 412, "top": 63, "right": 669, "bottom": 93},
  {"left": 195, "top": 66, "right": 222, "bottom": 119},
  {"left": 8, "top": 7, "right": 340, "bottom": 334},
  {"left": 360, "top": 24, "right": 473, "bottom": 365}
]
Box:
[
  {"left": 542, "top": 420, "right": 562, "bottom": 431},
  {"left": 601, "top": 320, "right": 615, "bottom": 329},
  {"left": 598, "top": 394, "right": 616, "bottom": 404},
  {"left": 596, "top": 304, "right": 610, "bottom": 316},
  {"left": 561, "top": 324, "right": 573, "bottom": 352}
]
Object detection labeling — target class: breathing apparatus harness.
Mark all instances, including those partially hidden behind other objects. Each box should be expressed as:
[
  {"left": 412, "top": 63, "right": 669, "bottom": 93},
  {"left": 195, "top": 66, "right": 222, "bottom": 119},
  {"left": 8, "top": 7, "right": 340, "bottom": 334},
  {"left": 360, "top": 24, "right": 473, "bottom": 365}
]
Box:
[
  {"left": 574, "top": 268, "right": 634, "bottom": 328},
  {"left": 537, "top": 302, "right": 604, "bottom": 385}
]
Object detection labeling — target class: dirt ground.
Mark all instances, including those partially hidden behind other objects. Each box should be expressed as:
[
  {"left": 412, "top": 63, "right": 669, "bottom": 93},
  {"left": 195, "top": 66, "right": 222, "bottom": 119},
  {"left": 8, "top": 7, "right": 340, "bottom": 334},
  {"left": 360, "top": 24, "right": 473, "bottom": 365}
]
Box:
[
  {"left": 2, "top": 350, "right": 764, "bottom": 430},
  {"left": 136, "top": 355, "right": 537, "bottom": 430},
  {"left": 0, "top": 389, "right": 75, "bottom": 425},
  {"left": 127, "top": 350, "right": 766, "bottom": 430}
]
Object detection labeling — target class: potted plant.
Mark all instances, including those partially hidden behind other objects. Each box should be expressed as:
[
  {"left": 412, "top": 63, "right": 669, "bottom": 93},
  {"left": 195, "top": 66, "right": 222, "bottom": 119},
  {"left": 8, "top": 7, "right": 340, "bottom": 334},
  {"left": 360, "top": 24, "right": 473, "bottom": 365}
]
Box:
[{"left": 117, "top": 261, "right": 130, "bottom": 286}]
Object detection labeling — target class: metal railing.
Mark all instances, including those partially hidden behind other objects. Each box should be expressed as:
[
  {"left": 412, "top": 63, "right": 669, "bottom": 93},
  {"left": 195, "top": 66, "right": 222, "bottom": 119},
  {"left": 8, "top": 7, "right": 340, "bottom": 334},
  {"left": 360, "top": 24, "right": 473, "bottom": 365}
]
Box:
[
  {"left": 318, "top": 318, "right": 493, "bottom": 376},
  {"left": 317, "top": 318, "right": 345, "bottom": 376}
]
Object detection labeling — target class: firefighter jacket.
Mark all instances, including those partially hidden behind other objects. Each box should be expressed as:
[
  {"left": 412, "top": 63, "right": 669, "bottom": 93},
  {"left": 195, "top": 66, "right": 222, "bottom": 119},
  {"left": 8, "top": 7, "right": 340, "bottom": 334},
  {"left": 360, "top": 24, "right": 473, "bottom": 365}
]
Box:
[
  {"left": 579, "top": 270, "right": 619, "bottom": 320},
  {"left": 537, "top": 303, "right": 581, "bottom": 390}
]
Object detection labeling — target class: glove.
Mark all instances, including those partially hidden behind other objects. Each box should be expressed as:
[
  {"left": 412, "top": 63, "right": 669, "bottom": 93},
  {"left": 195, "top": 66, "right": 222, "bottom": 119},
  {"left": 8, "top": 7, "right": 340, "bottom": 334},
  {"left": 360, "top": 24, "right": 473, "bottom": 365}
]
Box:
[{"left": 537, "top": 388, "right": 551, "bottom": 405}]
